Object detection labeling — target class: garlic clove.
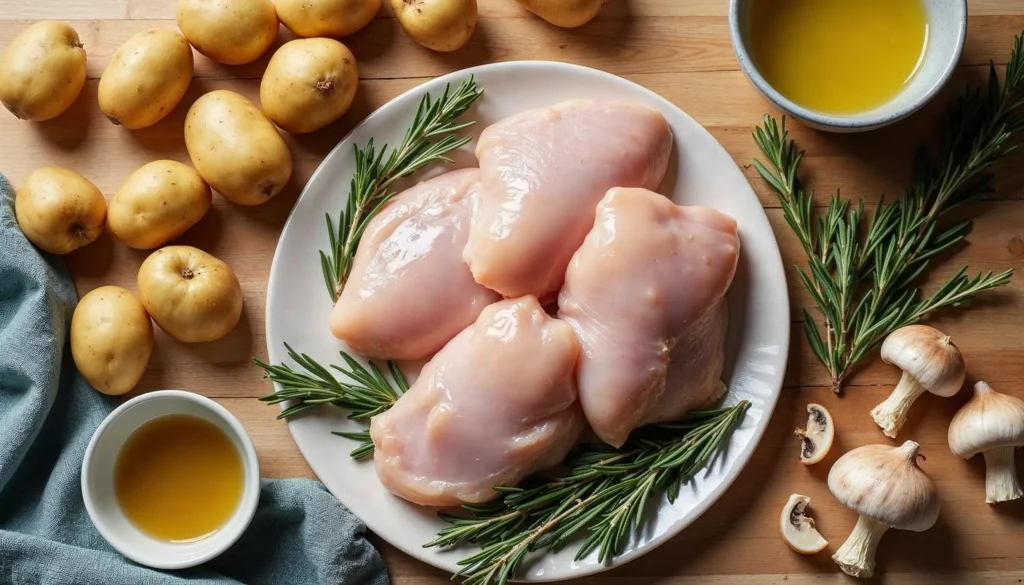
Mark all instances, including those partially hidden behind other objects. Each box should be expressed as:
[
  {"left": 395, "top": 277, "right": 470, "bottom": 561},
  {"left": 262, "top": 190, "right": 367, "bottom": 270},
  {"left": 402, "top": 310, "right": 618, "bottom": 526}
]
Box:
[
  {"left": 795, "top": 403, "right": 834, "bottom": 465},
  {"left": 872, "top": 325, "right": 965, "bottom": 438},
  {"left": 827, "top": 440, "right": 940, "bottom": 579},
  {"left": 779, "top": 493, "right": 828, "bottom": 554},
  {"left": 948, "top": 381, "right": 1024, "bottom": 504}
]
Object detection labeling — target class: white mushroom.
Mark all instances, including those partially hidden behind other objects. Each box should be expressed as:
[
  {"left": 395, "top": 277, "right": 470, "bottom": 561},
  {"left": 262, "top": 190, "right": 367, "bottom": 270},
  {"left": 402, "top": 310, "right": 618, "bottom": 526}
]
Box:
[
  {"left": 794, "top": 403, "right": 834, "bottom": 465},
  {"left": 870, "top": 325, "right": 965, "bottom": 438},
  {"left": 828, "top": 441, "right": 939, "bottom": 579},
  {"left": 779, "top": 493, "right": 828, "bottom": 554},
  {"left": 948, "top": 381, "right": 1024, "bottom": 504}
]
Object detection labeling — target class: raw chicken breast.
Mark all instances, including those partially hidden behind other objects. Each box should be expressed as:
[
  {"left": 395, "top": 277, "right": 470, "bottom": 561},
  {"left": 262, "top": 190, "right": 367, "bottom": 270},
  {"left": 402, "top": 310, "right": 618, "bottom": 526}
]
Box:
[
  {"left": 464, "top": 99, "right": 673, "bottom": 298},
  {"left": 370, "top": 296, "right": 585, "bottom": 506},
  {"left": 558, "top": 187, "right": 740, "bottom": 447},
  {"left": 330, "top": 169, "right": 500, "bottom": 360}
]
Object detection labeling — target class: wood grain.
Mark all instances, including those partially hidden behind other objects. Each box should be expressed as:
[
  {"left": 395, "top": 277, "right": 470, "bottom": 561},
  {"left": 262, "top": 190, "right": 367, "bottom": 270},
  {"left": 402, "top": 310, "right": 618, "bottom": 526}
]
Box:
[{"left": 2, "top": 0, "right": 1024, "bottom": 583}]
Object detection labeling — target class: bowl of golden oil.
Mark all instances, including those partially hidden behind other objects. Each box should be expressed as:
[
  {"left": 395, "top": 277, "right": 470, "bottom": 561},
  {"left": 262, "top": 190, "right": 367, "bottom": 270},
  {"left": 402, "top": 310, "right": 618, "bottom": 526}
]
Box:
[
  {"left": 730, "top": 0, "right": 966, "bottom": 132},
  {"left": 82, "top": 390, "right": 260, "bottom": 569}
]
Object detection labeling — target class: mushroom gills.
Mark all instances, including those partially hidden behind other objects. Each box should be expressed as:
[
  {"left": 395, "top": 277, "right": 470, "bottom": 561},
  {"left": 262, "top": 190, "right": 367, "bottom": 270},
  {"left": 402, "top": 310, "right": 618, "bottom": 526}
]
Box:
[
  {"left": 779, "top": 493, "right": 828, "bottom": 554},
  {"left": 795, "top": 403, "right": 834, "bottom": 465}
]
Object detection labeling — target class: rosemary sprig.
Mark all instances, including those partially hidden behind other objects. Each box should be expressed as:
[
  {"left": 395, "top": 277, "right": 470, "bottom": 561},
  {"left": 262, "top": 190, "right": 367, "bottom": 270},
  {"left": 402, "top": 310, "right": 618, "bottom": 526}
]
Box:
[
  {"left": 321, "top": 77, "right": 485, "bottom": 302},
  {"left": 426, "top": 401, "right": 750, "bottom": 585},
  {"left": 753, "top": 35, "right": 1024, "bottom": 392},
  {"left": 254, "top": 344, "right": 407, "bottom": 457}
]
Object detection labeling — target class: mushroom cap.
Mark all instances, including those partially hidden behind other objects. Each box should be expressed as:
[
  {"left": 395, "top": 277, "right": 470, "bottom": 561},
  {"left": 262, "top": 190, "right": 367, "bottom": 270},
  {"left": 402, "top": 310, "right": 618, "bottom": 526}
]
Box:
[
  {"left": 949, "top": 381, "right": 1024, "bottom": 458},
  {"left": 880, "top": 325, "right": 965, "bottom": 398},
  {"left": 828, "top": 441, "right": 939, "bottom": 532}
]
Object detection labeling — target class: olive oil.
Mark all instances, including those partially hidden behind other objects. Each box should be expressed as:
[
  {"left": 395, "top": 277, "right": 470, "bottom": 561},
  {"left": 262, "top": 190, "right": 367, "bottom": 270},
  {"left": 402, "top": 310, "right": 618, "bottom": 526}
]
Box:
[
  {"left": 115, "top": 414, "right": 243, "bottom": 543},
  {"left": 747, "top": 0, "right": 928, "bottom": 115}
]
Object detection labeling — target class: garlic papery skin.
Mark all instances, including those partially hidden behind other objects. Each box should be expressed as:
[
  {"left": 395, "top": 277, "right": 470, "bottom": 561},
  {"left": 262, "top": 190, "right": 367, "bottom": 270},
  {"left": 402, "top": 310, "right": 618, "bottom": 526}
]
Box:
[
  {"left": 983, "top": 447, "right": 1023, "bottom": 504},
  {"left": 828, "top": 440, "right": 939, "bottom": 579},
  {"left": 872, "top": 325, "right": 965, "bottom": 438},
  {"left": 949, "top": 381, "right": 1024, "bottom": 504},
  {"left": 870, "top": 372, "right": 927, "bottom": 439},
  {"left": 832, "top": 515, "right": 889, "bottom": 578}
]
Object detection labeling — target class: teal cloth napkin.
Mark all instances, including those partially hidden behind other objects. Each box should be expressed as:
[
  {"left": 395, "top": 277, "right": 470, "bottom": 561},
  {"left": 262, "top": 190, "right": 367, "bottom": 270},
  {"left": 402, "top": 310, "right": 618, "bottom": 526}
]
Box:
[{"left": 0, "top": 173, "right": 389, "bottom": 585}]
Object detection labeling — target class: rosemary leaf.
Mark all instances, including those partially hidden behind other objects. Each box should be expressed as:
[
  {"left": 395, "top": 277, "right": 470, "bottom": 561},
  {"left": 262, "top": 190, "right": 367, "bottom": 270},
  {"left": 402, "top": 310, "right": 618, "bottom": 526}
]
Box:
[
  {"left": 254, "top": 345, "right": 405, "bottom": 457},
  {"left": 426, "top": 401, "right": 750, "bottom": 585},
  {"left": 753, "top": 33, "right": 1024, "bottom": 392},
  {"left": 321, "top": 77, "right": 485, "bottom": 302}
]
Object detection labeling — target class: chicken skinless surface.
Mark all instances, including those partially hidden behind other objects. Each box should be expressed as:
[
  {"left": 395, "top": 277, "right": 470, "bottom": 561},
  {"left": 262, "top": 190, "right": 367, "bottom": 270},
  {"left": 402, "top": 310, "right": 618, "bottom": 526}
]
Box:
[
  {"left": 464, "top": 99, "right": 673, "bottom": 298},
  {"left": 330, "top": 169, "right": 501, "bottom": 360},
  {"left": 370, "top": 296, "right": 585, "bottom": 506},
  {"left": 558, "top": 187, "right": 740, "bottom": 447}
]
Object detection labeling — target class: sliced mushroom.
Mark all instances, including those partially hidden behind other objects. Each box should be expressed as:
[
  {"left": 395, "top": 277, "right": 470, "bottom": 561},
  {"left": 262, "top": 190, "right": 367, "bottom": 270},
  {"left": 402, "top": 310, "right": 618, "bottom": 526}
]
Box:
[
  {"left": 780, "top": 493, "right": 828, "bottom": 554},
  {"left": 795, "top": 403, "right": 834, "bottom": 465}
]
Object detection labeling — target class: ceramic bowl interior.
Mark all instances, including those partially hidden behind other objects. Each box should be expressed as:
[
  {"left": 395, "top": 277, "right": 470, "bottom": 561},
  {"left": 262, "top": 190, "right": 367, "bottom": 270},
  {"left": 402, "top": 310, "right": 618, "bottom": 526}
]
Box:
[
  {"left": 81, "top": 390, "right": 260, "bottom": 570},
  {"left": 729, "top": 0, "right": 966, "bottom": 131}
]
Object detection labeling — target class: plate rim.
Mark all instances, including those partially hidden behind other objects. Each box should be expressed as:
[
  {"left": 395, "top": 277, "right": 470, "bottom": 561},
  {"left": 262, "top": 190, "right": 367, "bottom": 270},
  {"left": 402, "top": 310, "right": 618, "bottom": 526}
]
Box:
[{"left": 265, "top": 60, "right": 790, "bottom": 580}]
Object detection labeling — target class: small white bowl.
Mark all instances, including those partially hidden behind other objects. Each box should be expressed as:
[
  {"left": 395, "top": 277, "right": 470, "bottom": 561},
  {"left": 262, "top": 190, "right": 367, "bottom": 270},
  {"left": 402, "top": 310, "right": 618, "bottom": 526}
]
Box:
[
  {"left": 82, "top": 390, "right": 260, "bottom": 570},
  {"left": 729, "top": 0, "right": 966, "bottom": 132}
]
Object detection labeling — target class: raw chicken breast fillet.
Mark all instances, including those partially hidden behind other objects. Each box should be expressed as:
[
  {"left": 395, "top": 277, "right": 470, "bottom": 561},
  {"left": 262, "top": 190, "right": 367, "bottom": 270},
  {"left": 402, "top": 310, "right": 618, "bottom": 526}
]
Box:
[
  {"left": 464, "top": 99, "right": 673, "bottom": 298},
  {"left": 330, "top": 168, "right": 500, "bottom": 360},
  {"left": 558, "top": 187, "right": 740, "bottom": 447},
  {"left": 370, "top": 296, "right": 585, "bottom": 506}
]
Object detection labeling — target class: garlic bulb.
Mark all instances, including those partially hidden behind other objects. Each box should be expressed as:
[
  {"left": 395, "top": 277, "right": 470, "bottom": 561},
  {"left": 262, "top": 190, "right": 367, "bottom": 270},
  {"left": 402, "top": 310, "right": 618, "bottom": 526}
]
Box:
[
  {"left": 870, "top": 325, "right": 965, "bottom": 438},
  {"left": 827, "top": 440, "right": 939, "bottom": 578},
  {"left": 948, "top": 381, "right": 1024, "bottom": 504}
]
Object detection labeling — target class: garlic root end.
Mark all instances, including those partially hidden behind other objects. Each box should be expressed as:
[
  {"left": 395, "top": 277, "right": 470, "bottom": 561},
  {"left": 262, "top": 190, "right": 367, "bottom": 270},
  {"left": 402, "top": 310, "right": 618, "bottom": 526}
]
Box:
[
  {"left": 983, "top": 447, "right": 1024, "bottom": 504},
  {"left": 832, "top": 515, "right": 889, "bottom": 579}
]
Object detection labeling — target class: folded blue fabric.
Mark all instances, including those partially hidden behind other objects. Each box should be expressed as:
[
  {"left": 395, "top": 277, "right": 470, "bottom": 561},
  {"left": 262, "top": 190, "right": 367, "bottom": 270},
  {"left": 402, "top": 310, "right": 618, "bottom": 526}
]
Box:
[{"left": 0, "top": 173, "right": 389, "bottom": 585}]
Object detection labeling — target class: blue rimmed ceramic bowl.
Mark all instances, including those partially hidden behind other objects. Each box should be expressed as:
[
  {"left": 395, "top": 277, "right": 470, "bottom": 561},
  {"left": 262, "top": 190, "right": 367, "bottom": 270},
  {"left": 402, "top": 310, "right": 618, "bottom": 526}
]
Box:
[{"left": 729, "top": 0, "right": 967, "bottom": 132}]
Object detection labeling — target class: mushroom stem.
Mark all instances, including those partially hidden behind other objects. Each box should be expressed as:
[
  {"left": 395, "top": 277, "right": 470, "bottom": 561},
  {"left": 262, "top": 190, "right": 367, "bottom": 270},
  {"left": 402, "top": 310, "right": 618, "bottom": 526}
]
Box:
[
  {"left": 982, "top": 447, "right": 1024, "bottom": 504},
  {"left": 870, "top": 372, "right": 926, "bottom": 438},
  {"left": 832, "top": 515, "right": 889, "bottom": 579}
]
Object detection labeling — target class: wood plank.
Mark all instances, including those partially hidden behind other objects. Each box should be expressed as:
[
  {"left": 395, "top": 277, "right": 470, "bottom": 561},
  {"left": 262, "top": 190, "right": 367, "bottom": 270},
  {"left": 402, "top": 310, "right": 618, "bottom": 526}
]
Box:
[
  {"left": 0, "top": 77, "right": 1007, "bottom": 396},
  {"left": 219, "top": 384, "right": 1024, "bottom": 578},
  {"left": 4, "top": 67, "right": 1024, "bottom": 209},
  {"left": 1, "top": 16, "right": 1021, "bottom": 82},
  {"left": 5, "top": 0, "right": 1021, "bottom": 20}
]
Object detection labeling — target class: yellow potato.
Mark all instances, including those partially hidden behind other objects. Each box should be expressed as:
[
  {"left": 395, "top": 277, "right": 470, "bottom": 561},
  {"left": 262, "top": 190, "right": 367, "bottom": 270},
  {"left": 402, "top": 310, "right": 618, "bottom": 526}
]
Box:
[
  {"left": 0, "top": 21, "right": 86, "bottom": 121},
  {"left": 514, "top": 0, "right": 605, "bottom": 27},
  {"left": 108, "top": 161, "right": 212, "bottom": 249},
  {"left": 391, "top": 0, "right": 477, "bottom": 52},
  {"left": 137, "top": 246, "right": 243, "bottom": 343},
  {"left": 71, "top": 286, "right": 154, "bottom": 396},
  {"left": 260, "top": 39, "right": 358, "bottom": 134},
  {"left": 185, "top": 90, "right": 293, "bottom": 205},
  {"left": 98, "top": 30, "right": 194, "bottom": 129},
  {"left": 15, "top": 167, "right": 106, "bottom": 255},
  {"left": 176, "top": 0, "right": 279, "bottom": 65},
  {"left": 276, "top": 0, "right": 381, "bottom": 37}
]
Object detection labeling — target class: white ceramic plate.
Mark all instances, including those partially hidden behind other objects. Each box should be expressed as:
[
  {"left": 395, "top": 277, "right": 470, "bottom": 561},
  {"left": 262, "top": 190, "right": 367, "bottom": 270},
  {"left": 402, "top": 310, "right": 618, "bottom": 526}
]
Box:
[{"left": 265, "top": 61, "right": 789, "bottom": 581}]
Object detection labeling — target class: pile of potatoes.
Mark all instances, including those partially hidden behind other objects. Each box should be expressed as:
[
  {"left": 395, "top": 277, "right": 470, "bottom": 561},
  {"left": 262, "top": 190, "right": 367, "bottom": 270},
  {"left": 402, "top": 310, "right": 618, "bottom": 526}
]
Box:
[{"left": 0, "top": 0, "right": 608, "bottom": 396}]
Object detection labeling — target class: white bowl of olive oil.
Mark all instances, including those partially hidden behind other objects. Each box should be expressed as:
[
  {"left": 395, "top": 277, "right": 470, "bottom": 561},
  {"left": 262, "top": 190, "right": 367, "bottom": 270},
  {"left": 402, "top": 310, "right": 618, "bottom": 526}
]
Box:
[
  {"left": 730, "top": 0, "right": 966, "bottom": 132},
  {"left": 82, "top": 390, "right": 260, "bottom": 570}
]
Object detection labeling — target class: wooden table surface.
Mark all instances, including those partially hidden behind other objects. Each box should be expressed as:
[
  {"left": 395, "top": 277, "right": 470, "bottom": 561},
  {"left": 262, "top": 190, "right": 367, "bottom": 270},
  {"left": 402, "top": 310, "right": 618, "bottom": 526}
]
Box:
[{"left": 3, "top": 0, "right": 1024, "bottom": 583}]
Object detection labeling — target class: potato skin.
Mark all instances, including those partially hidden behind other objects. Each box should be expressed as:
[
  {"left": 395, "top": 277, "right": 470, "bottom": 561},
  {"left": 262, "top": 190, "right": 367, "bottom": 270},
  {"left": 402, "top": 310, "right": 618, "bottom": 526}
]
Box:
[
  {"left": 137, "top": 246, "right": 243, "bottom": 343},
  {"left": 176, "top": 0, "right": 279, "bottom": 65},
  {"left": 108, "top": 161, "right": 212, "bottom": 249},
  {"left": 260, "top": 39, "right": 358, "bottom": 134},
  {"left": 15, "top": 167, "right": 106, "bottom": 255},
  {"left": 276, "top": 0, "right": 381, "bottom": 37},
  {"left": 513, "top": 0, "right": 606, "bottom": 27},
  {"left": 391, "top": 0, "right": 477, "bottom": 52},
  {"left": 0, "top": 21, "right": 87, "bottom": 121},
  {"left": 98, "top": 30, "right": 194, "bottom": 129},
  {"left": 184, "top": 90, "right": 293, "bottom": 205},
  {"left": 71, "top": 286, "right": 154, "bottom": 396}
]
